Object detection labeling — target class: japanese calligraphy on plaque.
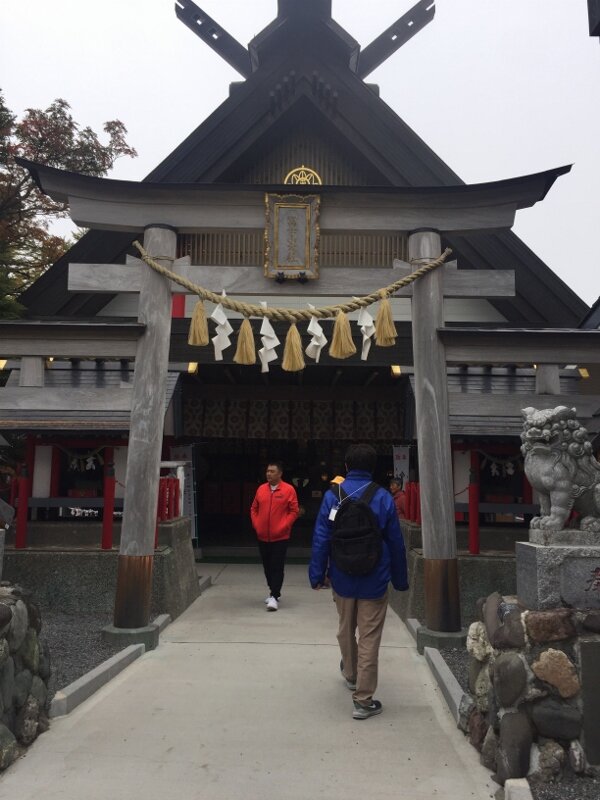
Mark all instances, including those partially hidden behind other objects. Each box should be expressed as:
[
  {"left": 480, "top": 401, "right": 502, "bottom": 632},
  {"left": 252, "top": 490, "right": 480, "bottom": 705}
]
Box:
[{"left": 264, "top": 193, "right": 320, "bottom": 280}]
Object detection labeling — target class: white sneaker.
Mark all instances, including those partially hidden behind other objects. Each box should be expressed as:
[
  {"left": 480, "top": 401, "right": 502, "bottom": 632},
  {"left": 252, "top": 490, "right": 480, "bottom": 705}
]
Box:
[
  {"left": 266, "top": 596, "right": 279, "bottom": 611},
  {"left": 264, "top": 596, "right": 271, "bottom": 604}
]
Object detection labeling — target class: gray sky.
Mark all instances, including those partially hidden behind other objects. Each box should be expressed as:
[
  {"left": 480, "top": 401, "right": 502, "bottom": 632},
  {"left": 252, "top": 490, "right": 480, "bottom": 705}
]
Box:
[{"left": 2, "top": 0, "right": 599, "bottom": 306}]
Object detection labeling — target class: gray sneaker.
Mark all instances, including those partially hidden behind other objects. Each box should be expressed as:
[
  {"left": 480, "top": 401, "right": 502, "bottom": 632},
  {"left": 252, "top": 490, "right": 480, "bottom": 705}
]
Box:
[
  {"left": 340, "top": 660, "right": 356, "bottom": 691},
  {"left": 352, "top": 700, "right": 383, "bottom": 720}
]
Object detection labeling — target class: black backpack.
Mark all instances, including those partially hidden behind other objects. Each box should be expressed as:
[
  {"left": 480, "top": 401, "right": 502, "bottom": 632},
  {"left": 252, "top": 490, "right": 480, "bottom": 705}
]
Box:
[{"left": 330, "top": 482, "right": 383, "bottom": 576}]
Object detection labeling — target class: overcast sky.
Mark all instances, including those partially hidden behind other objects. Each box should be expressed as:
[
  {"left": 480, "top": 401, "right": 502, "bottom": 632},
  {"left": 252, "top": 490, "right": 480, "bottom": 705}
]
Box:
[{"left": 2, "top": 0, "right": 599, "bottom": 306}]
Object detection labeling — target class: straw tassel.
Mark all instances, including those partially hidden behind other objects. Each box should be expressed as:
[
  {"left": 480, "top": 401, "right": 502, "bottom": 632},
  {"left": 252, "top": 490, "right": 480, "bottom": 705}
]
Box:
[
  {"left": 233, "top": 318, "right": 256, "bottom": 365},
  {"left": 187, "top": 297, "right": 209, "bottom": 346},
  {"left": 329, "top": 310, "right": 357, "bottom": 359},
  {"left": 282, "top": 323, "right": 305, "bottom": 372},
  {"left": 374, "top": 292, "right": 397, "bottom": 347}
]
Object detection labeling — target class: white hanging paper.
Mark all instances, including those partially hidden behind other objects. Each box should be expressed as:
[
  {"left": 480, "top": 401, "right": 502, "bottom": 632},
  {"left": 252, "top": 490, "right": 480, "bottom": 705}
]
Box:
[
  {"left": 357, "top": 307, "right": 376, "bottom": 361},
  {"left": 305, "top": 304, "right": 327, "bottom": 362},
  {"left": 258, "top": 302, "right": 281, "bottom": 373},
  {"left": 210, "top": 292, "right": 234, "bottom": 361}
]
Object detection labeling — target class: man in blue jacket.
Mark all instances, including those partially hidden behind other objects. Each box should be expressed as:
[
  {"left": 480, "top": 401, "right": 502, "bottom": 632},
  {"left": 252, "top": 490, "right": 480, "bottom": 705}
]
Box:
[{"left": 309, "top": 444, "right": 408, "bottom": 720}]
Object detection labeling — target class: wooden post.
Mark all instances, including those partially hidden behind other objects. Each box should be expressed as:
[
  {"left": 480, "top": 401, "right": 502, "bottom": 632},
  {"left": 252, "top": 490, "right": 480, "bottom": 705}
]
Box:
[
  {"left": 102, "top": 448, "right": 115, "bottom": 550},
  {"left": 409, "top": 230, "right": 461, "bottom": 632},
  {"left": 468, "top": 450, "right": 480, "bottom": 555},
  {"left": 15, "top": 467, "right": 30, "bottom": 549},
  {"left": 113, "top": 225, "right": 176, "bottom": 629}
]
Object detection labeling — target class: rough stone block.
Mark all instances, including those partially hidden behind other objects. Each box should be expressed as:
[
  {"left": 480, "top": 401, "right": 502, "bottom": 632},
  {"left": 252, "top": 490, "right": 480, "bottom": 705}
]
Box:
[
  {"left": 529, "top": 529, "right": 600, "bottom": 547},
  {"left": 525, "top": 609, "right": 576, "bottom": 643},
  {"left": 466, "top": 621, "right": 493, "bottom": 662},
  {"left": 468, "top": 709, "right": 488, "bottom": 751},
  {"left": 0, "top": 721, "right": 18, "bottom": 770},
  {"left": 531, "top": 697, "right": 582, "bottom": 740},
  {"left": 494, "top": 652, "right": 527, "bottom": 708},
  {"left": 480, "top": 725, "right": 498, "bottom": 771},
  {"left": 531, "top": 648, "right": 580, "bottom": 699},
  {"left": 495, "top": 710, "right": 533, "bottom": 785},
  {"left": 580, "top": 637, "right": 600, "bottom": 766},
  {"left": 582, "top": 611, "right": 600, "bottom": 633},
  {"left": 517, "top": 542, "right": 600, "bottom": 610}
]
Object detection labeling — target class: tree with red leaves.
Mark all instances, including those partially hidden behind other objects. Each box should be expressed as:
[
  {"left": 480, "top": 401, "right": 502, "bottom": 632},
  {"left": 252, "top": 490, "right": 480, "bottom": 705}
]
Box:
[{"left": 0, "top": 92, "right": 137, "bottom": 317}]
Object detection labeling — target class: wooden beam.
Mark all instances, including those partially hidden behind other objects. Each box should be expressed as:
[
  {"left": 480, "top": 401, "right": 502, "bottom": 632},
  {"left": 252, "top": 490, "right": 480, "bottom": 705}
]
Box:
[
  {"left": 68, "top": 261, "right": 515, "bottom": 298},
  {"left": 0, "top": 387, "right": 132, "bottom": 412},
  {"left": 448, "top": 394, "right": 600, "bottom": 418},
  {"left": 19, "top": 158, "right": 571, "bottom": 235},
  {"left": 0, "top": 321, "right": 144, "bottom": 359},
  {"left": 18, "top": 357, "right": 45, "bottom": 387},
  {"left": 441, "top": 329, "right": 600, "bottom": 365}
]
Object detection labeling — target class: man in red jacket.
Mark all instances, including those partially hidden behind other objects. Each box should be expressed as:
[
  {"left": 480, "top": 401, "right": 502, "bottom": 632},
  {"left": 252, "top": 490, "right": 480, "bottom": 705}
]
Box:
[{"left": 250, "top": 462, "right": 299, "bottom": 611}]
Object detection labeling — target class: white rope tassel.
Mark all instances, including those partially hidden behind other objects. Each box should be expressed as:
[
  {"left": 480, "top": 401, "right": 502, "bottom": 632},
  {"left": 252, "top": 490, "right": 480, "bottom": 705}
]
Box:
[
  {"left": 357, "top": 306, "right": 376, "bottom": 361},
  {"left": 258, "top": 302, "right": 280, "bottom": 373},
  {"left": 305, "top": 304, "right": 327, "bottom": 362},
  {"left": 210, "top": 291, "right": 234, "bottom": 361}
]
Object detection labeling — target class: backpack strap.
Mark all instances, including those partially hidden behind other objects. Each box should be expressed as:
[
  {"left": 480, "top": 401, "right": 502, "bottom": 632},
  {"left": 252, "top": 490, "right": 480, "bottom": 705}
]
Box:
[
  {"left": 359, "top": 481, "right": 379, "bottom": 505},
  {"left": 337, "top": 485, "right": 347, "bottom": 503}
]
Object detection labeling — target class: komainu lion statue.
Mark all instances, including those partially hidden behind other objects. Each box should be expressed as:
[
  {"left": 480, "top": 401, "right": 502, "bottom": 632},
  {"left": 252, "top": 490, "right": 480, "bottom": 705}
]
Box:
[{"left": 521, "top": 406, "right": 600, "bottom": 532}]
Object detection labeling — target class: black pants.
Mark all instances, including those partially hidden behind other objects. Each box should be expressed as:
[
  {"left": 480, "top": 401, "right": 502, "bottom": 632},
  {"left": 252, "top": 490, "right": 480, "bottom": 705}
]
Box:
[{"left": 258, "top": 540, "right": 289, "bottom": 599}]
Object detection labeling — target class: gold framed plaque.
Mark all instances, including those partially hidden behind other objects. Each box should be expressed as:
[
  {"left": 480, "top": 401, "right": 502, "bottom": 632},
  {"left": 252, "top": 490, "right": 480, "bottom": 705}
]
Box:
[{"left": 264, "top": 193, "right": 320, "bottom": 281}]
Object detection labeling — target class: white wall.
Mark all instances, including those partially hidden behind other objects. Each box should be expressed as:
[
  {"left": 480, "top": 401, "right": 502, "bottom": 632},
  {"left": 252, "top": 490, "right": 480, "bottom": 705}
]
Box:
[{"left": 32, "top": 445, "right": 52, "bottom": 498}]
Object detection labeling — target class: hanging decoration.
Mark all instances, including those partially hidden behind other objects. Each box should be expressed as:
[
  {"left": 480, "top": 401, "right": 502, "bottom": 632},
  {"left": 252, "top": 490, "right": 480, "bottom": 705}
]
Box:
[
  {"left": 63, "top": 446, "right": 106, "bottom": 472},
  {"left": 305, "top": 304, "right": 327, "bottom": 363},
  {"left": 210, "top": 292, "right": 234, "bottom": 362},
  {"left": 374, "top": 291, "right": 398, "bottom": 347},
  {"left": 233, "top": 318, "right": 256, "bottom": 365},
  {"left": 258, "top": 303, "right": 281, "bottom": 373},
  {"left": 282, "top": 323, "right": 305, "bottom": 372},
  {"left": 357, "top": 306, "right": 376, "bottom": 361},
  {"left": 329, "top": 310, "right": 357, "bottom": 359},
  {"left": 258, "top": 328, "right": 277, "bottom": 372},
  {"left": 133, "top": 241, "right": 452, "bottom": 372},
  {"left": 188, "top": 297, "right": 209, "bottom": 346}
]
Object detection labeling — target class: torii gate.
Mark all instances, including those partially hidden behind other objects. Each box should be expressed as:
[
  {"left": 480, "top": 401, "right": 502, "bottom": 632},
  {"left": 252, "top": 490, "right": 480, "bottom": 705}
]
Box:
[{"left": 17, "top": 158, "right": 571, "bottom": 638}]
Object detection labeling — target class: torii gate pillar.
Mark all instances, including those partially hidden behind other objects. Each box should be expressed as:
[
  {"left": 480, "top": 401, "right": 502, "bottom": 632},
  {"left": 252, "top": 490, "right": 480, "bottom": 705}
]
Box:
[
  {"left": 113, "top": 225, "right": 176, "bottom": 630},
  {"left": 409, "top": 230, "right": 461, "bottom": 633}
]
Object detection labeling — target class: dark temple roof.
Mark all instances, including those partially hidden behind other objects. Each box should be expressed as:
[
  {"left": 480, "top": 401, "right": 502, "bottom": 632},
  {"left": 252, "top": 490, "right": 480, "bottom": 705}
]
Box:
[{"left": 20, "top": 4, "right": 589, "bottom": 326}]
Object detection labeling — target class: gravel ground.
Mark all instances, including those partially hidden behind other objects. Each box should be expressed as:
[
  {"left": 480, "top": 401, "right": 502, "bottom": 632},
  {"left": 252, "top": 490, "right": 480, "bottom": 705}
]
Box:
[
  {"left": 41, "top": 611, "right": 122, "bottom": 701},
  {"left": 439, "top": 646, "right": 470, "bottom": 692},
  {"left": 438, "top": 647, "right": 600, "bottom": 800}
]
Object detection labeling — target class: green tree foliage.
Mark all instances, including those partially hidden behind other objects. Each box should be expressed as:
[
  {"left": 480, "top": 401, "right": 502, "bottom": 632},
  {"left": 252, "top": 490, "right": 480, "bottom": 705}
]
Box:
[{"left": 0, "top": 92, "right": 137, "bottom": 317}]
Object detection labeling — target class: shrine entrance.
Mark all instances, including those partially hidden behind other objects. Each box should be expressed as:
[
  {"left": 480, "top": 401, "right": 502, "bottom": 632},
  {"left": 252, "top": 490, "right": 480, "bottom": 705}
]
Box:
[{"left": 179, "top": 362, "right": 410, "bottom": 552}]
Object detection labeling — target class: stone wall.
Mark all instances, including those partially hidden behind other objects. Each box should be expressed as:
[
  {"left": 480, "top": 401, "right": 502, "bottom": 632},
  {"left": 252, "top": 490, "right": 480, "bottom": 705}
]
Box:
[
  {"left": 390, "top": 549, "right": 517, "bottom": 627},
  {"left": 0, "top": 583, "right": 51, "bottom": 770},
  {"left": 460, "top": 591, "right": 600, "bottom": 785},
  {"left": 3, "top": 518, "right": 199, "bottom": 619}
]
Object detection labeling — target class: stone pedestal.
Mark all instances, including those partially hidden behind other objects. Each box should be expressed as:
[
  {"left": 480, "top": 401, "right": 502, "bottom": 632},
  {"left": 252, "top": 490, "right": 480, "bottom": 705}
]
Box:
[{"left": 516, "top": 530, "right": 600, "bottom": 611}]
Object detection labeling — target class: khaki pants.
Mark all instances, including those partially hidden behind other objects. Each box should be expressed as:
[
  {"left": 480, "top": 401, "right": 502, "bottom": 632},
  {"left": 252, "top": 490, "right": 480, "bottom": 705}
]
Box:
[{"left": 333, "top": 591, "right": 389, "bottom": 706}]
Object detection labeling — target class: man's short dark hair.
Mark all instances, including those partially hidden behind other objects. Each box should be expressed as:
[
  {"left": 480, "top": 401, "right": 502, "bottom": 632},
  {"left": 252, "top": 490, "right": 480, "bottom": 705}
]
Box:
[
  {"left": 345, "top": 444, "right": 377, "bottom": 473},
  {"left": 267, "top": 461, "right": 284, "bottom": 473}
]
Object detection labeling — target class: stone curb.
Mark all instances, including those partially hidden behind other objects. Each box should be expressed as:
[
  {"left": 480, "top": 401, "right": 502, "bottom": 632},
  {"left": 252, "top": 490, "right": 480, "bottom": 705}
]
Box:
[
  {"left": 49, "top": 612, "right": 173, "bottom": 719},
  {"left": 420, "top": 644, "right": 535, "bottom": 800},
  {"left": 504, "top": 778, "right": 534, "bottom": 800},
  {"left": 423, "top": 646, "right": 465, "bottom": 723},
  {"left": 49, "top": 644, "right": 145, "bottom": 718},
  {"left": 198, "top": 575, "right": 212, "bottom": 594},
  {"left": 405, "top": 617, "right": 420, "bottom": 642}
]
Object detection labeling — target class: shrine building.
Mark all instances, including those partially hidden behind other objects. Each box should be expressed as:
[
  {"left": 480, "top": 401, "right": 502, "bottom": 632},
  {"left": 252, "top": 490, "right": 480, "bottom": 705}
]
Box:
[{"left": 1, "top": 0, "right": 597, "bottom": 577}]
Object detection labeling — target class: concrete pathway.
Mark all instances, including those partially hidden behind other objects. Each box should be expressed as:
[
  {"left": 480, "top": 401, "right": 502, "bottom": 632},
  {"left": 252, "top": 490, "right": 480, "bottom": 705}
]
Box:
[{"left": 0, "top": 565, "right": 497, "bottom": 800}]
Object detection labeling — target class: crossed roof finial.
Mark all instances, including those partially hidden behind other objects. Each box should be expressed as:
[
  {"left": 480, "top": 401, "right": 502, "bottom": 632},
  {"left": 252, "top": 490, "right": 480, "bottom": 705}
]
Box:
[{"left": 175, "top": 0, "right": 435, "bottom": 79}]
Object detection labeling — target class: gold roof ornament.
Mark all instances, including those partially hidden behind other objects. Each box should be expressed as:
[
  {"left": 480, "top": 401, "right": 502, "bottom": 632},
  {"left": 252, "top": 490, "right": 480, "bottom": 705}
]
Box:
[{"left": 284, "top": 165, "right": 322, "bottom": 185}]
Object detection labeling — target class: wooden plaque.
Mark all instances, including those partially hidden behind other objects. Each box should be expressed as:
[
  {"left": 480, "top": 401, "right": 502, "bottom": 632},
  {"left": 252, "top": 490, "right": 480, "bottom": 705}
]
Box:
[{"left": 264, "top": 193, "right": 320, "bottom": 280}]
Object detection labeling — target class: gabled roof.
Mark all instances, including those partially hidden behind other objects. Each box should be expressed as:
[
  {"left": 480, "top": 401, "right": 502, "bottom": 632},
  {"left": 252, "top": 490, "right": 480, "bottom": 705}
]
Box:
[{"left": 20, "top": 4, "right": 588, "bottom": 325}]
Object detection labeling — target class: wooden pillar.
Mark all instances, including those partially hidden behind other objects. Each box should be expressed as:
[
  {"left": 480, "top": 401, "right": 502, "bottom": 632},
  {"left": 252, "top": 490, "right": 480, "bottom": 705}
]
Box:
[
  {"left": 468, "top": 449, "right": 480, "bottom": 555},
  {"left": 409, "top": 230, "right": 461, "bottom": 632},
  {"left": 114, "top": 225, "right": 176, "bottom": 628},
  {"left": 102, "top": 447, "right": 115, "bottom": 551}
]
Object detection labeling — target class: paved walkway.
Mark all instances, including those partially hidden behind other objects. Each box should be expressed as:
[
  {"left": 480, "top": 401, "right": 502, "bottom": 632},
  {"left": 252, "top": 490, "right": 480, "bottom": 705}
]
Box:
[{"left": 0, "top": 565, "right": 496, "bottom": 800}]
